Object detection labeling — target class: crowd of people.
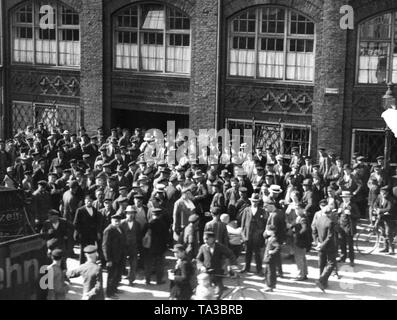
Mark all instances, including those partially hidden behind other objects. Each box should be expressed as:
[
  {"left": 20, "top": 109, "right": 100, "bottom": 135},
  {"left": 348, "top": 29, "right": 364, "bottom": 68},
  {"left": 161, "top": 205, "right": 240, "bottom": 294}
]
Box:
[{"left": 0, "top": 123, "right": 397, "bottom": 300}]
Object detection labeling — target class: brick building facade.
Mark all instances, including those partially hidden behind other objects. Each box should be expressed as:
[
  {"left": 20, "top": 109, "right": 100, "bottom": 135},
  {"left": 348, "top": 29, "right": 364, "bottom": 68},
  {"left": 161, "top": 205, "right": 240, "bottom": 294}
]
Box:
[{"left": 0, "top": 0, "right": 396, "bottom": 163}]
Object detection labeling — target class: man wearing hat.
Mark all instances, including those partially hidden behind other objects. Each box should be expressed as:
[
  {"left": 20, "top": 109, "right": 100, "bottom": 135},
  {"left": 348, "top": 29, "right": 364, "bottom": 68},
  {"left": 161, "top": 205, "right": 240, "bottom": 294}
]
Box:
[
  {"left": 240, "top": 193, "right": 268, "bottom": 275},
  {"left": 253, "top": 146, "right": 266, "bottom": 168},
  {"left": 290, "top": 147, "right": 303, "bottom": 169},
  {"left": 169, "top": 244, "right": 196, "bottom": 300},
  {"left": 337, "top": 191, "right": 360, "bottom": 265},
  {"left": 31, "top": 180, "right": 52, "bottom": 231},
  {"left": 318, "top": 148, "right": 331, "bottom": 178},
  {"left": 102, "top": 213, "right": 126, "bottom": 298},
  {"left": 32, "top": 158, "right": 48, "bottom": 190},
  {"left": 274, "top": 155, "right": 291, "bottom": 184},
  {"left": 302, "top": 179, "right": 318, "bottom": 223},
  {"left": 144, "top": 207, "right": 169, "bottom": 285},
  {"left": 355, "top": 156, "right": 370, "bottom": 184},
  {"left": 120, "top": 206, "right": 142, "bottom": 286},
  {"left": 148, "top": 184, "right": 169, "bottom": 223},
  {"left": 225, "top": 178, "right": 241, "bottom": 221},
  {"left": 196, "top": 231, "right": 238, "bottom": 297},
  {"left": 325, "top": 156, "right": 343, "bottom": 186},
  {"left": 210, "top": 181, "right": 226, "bottom": 213},
  {"left": 67, "top": 245, "right": 105, "bottom": 300},
  {"left": 60, "top": 180, "right": 82, "bottom": 222},
  {"left": 312, "top": 206, "right": 337, "bottom": 292},
  {"left": 46, "top": 249, "right": 69, "bottom": 300},
  {"left": 373, "top": 186, "right": 396, "bottom": 255},
  {"left": 41, "top": 209, "right": 74, "bottom": 258},
  {"left": 204, "top": 207, "right": 229, "bottom": 247},
  {"left": 173, "top": 185, "right": 196, "bottom": 243},
  {"left": 182, "top": 214, "right": 200, "bottom": 260},
  {"left": 299, "top": 156, "right": 313, "bottom": 179},
  {"left": 74, "top": 195, "right": 103, "bottom": 264}
]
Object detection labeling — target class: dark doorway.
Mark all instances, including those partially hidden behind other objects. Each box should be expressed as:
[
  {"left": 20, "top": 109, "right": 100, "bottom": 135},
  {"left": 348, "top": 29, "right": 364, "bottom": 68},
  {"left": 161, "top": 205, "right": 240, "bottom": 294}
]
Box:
[{"left": 112, "top": 109, "right": 189, "bottom": 132}]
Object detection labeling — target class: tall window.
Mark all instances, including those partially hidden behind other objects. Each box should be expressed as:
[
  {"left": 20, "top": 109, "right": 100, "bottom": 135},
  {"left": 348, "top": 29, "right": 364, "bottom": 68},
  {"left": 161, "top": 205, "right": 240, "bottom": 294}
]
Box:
[
  {"left": 358, "top": 12, "right": 397, "bottom": 84},
  {"left": 114, "top": 3, "right": 191, "bottom": 74},
  {"left": 229, "top": 7, "right": 315, "bottom": 82},
  {"left": 12, "top": 1, "right": 80, "bottom": 67}
]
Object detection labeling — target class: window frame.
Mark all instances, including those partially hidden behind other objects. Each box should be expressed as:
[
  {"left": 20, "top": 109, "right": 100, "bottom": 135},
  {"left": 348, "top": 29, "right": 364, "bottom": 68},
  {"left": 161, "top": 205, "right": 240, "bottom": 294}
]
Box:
[
  {"left": 356, "top": 11, "right": 397, "bottom": 85},
  {"left": 113, "top": 3, "right": 191, "bottom": 76},
  {"left": 11, "top": 0, "right": 80, "bottom": 68},
  {"left": 226, "top": 118, "right": 312, "bottom": 157},
  {"left": 227, "top": 6, "right": 316, "bottom": 83}
]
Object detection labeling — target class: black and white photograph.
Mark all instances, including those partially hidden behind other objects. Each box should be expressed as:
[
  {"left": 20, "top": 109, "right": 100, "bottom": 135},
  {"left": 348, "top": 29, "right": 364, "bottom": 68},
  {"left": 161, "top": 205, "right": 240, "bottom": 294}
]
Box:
[{"left": 0, "top": 0, "right": 396, "bottom": 304}]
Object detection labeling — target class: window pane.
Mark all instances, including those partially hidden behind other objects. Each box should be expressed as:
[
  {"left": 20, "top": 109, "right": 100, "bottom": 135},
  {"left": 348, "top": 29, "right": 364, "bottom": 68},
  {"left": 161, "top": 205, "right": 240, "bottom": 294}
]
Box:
[
  {"left": 115, "top": 31, "right": 138, "bottom": 70},
  {"left": 258, "top": 37, "right": 284, "bottom": 79},
  {"left": 287, "top": 39, "right": 314, "bottom": 81},
  {"left": 360, "top": 13, "right": 392, "bottom": 39},
  {"left": 262, "top": 8, "right": 284, "bottom": 34},
  {"left": 61, "top": 6, "right": 79, "bottom": 26},
  {"left": 168, "top": 7, "right": 190, "bottom": 30},
  {"left": 232, "top": 10, "right": 256, "bottom": 33},
  {"left": 117, "top": 7, "right": 138, "bottom": 28},
  {"left": 141, "top": 4, "right": 164, "bottom": 30},
  {"left": 358, "top": 41, "right": 389, "bottom": 84},
  {"left": 290, "top": 12, "right": 314, "bottom": 35},
  {"left": 16, "top": 4, "right": 33, "bottom": 24}
]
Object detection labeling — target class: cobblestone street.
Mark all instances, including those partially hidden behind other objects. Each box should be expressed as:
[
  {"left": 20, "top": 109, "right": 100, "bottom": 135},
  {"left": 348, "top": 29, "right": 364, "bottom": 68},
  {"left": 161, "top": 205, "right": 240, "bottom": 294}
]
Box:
[{"left": 66, "top": 248, "right": 397, "bottom": 300}]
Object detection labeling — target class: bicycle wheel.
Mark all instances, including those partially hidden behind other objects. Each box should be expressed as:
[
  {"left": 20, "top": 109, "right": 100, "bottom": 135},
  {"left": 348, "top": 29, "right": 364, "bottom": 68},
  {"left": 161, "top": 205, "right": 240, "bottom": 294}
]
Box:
[
  {"left": 229, "top": 287, "right": 267, "bottom": 300},
  {"left": 355, "top": 225, "right": 380, "bottom": 255}
]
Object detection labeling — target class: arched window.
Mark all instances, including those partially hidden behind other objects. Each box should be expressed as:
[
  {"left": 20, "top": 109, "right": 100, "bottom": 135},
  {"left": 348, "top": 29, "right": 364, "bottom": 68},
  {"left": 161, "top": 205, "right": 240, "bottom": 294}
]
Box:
[
  {"left": 114, "top": 3, "right": 191, "bottom": 74},
  {"left": 228, "top": 7, "right": 315, "bottom": 82},
  {"left": 11, "top": 0, "right": 80, "bottom": 67},
  {"left": 358, "top": 12, "right": 397, "bottom": 84}
]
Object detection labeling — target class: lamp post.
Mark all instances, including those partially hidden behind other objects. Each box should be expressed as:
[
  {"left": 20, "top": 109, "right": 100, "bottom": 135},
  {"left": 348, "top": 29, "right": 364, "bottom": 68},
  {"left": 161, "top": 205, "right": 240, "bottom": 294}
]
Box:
[{"left": 382, "top": 82, "right": 396, "bottom": 168}]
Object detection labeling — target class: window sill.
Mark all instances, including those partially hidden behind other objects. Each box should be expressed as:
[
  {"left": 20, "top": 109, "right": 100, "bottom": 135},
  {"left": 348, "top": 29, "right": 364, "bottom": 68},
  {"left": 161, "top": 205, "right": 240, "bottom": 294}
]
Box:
[
  {"left": 226, "top": 76, "right": 315, "bottom": 87},
  {"left": 112, "top": 69, "right": 191, "bottom": 79},
  {"left": 10, "top": 64, "right": 80, "bottom": 72}
]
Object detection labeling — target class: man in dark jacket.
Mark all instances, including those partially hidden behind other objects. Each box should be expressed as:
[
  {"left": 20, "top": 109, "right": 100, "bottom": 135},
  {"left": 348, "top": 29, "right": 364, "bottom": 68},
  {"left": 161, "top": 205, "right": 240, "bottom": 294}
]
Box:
[
  {"left": 102, "top": 214, "right": 126, "bottom": 298},
  {"left": 373, "top": 186, "right": 396, "bottom": 255},
  {"left": 169, "top": 244, "right": 195, "bottom": 300},
  {"left": 240, "top": 194, "right": 268, "bottom": 275},
  {"left": 292, "top": 203, "right": 311, "bottom": 281},
  {"left": 196, "top": 231, "right": 238, "bottom": 297},
  {"left": 312, "top": 206, "right": 337, "bottom": 292},
  {"left": 120, "top": 207, "right": 142, "bottom": 285},
  {"left": 74, "top": 195, "right": 102, "bottom": 264},
  {"left": 31, "top": 180, "right": 52, "bottom": 232},
  {"left": 144, "top": 208, "right": 169, "bottom": 285},
  {"left": 337, "top": 191, "right": 361, "bottom": 265}
]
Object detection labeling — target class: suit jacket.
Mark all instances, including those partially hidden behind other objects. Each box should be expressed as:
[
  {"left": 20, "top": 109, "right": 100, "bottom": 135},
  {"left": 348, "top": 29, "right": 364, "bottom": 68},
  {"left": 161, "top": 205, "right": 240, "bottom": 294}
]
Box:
[
  {"left": 339, "top": 201, "right": 360, "bottom": 235},
  {"left": 241, "top": 207, "right": 268, "bottom": 245},
  {"left": 102, "top": 224, "right": 126, "bottom": 263},
  {"left": 73, "top": 206, "right": 102, "bottom": 243},
  {"left": 302, "top": 190, "right": 318, "bottom": 218},
  {"left": 120, "top": 219, "right": 142, "bottom": 255},
  {"left": 266, "top": 209, "right": 287, "bottom": 243},
  {"left": 49, "top": 157, "right": 68, "bottom": 173},
  {"left": 263, "top": 235, "right": 281, "bottom": 263},
  {"left": 312, "top": 214, "right": 336, "bottom": 252},
  {"left": 374, "top": 195, "right": 396, "bottom": 218},
  {"left": 173, "top": 198, "right": 196, "bottom": 235},
  {"left": 146, "top": 218, "right": 169, "bottom": 255},
  {"left": 204, "top": 220, "right": 229, "bottom": 247},
  {"left": 196, "top": 242, "right": 236, "bottom": 274}
]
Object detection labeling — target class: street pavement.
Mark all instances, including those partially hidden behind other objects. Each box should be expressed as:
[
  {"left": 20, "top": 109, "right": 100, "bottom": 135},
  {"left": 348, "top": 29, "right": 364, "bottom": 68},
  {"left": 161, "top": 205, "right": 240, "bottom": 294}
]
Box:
[{"left": 66, "top": 246, "right": 397, "bottom": 300}]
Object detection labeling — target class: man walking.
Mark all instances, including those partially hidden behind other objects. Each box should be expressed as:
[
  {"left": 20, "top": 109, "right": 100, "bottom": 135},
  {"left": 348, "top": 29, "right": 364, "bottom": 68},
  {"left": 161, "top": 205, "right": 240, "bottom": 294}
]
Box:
[
  {"left": 312, "top": 206, "right": 337, "bottom": 292},
  {"left": 120, "top": 206, "right": 142, "bottom": 285},
  {"left": 102, "top": 214, "right": 126, "bottom": 298},
  {"left": 240, "top": 193, "right": 268, "bottom": 275}
]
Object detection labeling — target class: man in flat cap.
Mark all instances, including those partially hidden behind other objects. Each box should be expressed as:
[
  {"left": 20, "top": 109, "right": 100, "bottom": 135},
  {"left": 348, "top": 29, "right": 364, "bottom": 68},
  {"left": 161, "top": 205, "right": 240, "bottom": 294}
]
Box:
[
  {"left": 67, "top": 245, "right": 104, "bottom": 300},
  {"left": 102, "top": 213, "right": 126, "bottom": 298},
  {"left": 74, "top": 194, "right": 102, "bottom": 264},
  {"left": 204, "top": 207, "right": 229, "bottom": 247},
  {"left": 120, "top": 206, "right": 142, "bottom": 286},
  {"left": 373, "top": 186, "right": 396, "bottom": 255},
  {"left": 31, "top": 180, "right": 52, "bottom": 232},
  {"left": 196, "top": 231, "right": 238, "bottom": 298}
]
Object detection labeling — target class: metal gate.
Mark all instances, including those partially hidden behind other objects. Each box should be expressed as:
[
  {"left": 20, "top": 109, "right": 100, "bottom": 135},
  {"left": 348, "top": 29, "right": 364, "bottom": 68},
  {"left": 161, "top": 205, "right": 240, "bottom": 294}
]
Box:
[
  {"left": 227, "top": 119, "right": 311, "bottom": 157},
  {"left": 12, "top": 101, "right": 81, "bottom": 135},
  {"left": 352, "top": 129, "right": 397, "bottom": 164}
]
